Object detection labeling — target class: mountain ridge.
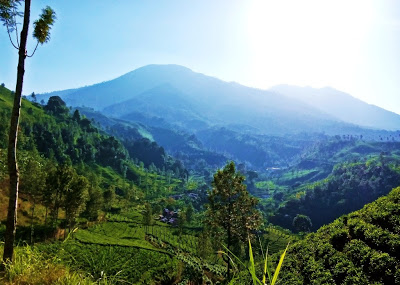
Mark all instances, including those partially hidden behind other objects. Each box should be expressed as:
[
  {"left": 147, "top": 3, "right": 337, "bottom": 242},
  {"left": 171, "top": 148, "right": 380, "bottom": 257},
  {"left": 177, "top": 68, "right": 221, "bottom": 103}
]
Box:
[
  {"left": 271, "top": 84, "right": 400, "bottom": 130},
  {"left": 34, "top": 64, "right": 400, "bottom": 133}
]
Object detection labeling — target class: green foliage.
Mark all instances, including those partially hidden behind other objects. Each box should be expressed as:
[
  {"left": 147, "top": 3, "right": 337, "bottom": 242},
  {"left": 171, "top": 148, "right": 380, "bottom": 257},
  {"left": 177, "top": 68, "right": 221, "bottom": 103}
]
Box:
[
  {"left": 19, "top": 149, "right": 47, "bottom": 202},
  {"left": 103, "top": 187, "right": 115, "bottom": 211},
  {"left": 177, "top": 210, "right": 186, "bottom": 235},
  {"left": 33, "top": 6, "right": 56, "bottom": 44},
  {"left": 292, "top": 214, "right": 312, "bottom": 233},
  {"left": 142, "top": 203, "right": 154, "bottom": 226},
  {"left": 221, "top": 238, "right": 289, "bottom": 285},
  {"left": 38, "top": 241, "right": 178, "bottom": 284},
  {"left": 44, "top": 96, "right": 69, "bottom": 117},
  {"left": 0, "top": 244, "right": 95, "bottom": 284},
  {"left": 255, "top": 180, "right": 276, "bottom": 190},
  {"left": 82, "top": 185, "right": 103, "bottom": 221},
  {"left": 206, "top": 162, "right": 262, "bottom": 251},
  {"left": 64, "top": 175, "right": 89, "bottom": 228},
  {"left": 185, "top": 204, "right": 194, "bottom": 223},
  {"left": 206, "top": 161, "right": 262, "bottom": 280},
  {"left": 271, "top": 159, "right": 400, "bottom": 230},
  {"left": 0, "top": 87, "right": 183, "bottom": 234},
  {"left": 73, "top": 222, "right": 159, "bottom": 250},
  {"left": 124, "top": 137, "right": 188, "bottom": 180},
  {"left": 0, "top": 0, "right": 21, "bottom": 28},
  {"left": 278, "top": 186, "right": 400, "bottom": 284}
]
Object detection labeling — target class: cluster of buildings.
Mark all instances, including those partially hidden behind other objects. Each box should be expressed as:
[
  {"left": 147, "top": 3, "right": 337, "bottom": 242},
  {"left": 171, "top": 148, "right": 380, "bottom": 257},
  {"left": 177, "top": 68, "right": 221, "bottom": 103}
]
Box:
[{"left": 158, "top": 208, "right": 179, "bottom": 225}]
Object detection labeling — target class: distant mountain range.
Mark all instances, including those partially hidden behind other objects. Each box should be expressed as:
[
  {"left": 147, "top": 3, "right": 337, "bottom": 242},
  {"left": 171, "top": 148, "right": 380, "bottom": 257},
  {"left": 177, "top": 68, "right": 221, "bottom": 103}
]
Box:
[
  {"left": 34, "top": 64, "right": 400, "bottom": 170},
  {"left": 36, "top": 64, "right": 399, "bottom": 134},
  {"left": 271, "top": 85, "right": 400, "bottom": 131}
]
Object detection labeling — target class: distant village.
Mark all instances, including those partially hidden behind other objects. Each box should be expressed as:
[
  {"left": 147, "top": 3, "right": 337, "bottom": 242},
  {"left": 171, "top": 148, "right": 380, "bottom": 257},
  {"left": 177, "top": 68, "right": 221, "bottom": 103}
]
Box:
[{"left": 158, "top": 192, "right": 199, "bottom": 225}]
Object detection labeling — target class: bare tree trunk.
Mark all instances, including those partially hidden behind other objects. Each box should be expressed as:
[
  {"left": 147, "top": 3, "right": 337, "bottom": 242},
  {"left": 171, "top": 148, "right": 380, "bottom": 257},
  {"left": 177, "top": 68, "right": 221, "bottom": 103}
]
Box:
[{"left": 3, "top": 0, "right": 31, "bottom": 264}]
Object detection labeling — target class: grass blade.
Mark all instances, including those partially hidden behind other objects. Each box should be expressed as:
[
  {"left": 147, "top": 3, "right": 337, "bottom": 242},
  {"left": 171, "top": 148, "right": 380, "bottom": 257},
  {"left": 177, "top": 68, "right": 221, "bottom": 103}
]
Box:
[
  {"left": 263, "top": 245, "right": 272, "bottom": 285},
  {"left": 248, "top": 238, "right": 263, "bottom": 285},
  {"left": 271, "top": 243, "right": 289, "bottom": 285}
]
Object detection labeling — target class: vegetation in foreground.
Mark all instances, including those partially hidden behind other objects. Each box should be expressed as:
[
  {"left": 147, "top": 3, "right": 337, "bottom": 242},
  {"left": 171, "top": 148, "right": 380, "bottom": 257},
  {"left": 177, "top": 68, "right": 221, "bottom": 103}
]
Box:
[
  {"left": 271, "top": 156, "right": 400, "bottom": 231},
  {"left": 0, "top": 244, "right": 94, "bottom": 285},
  {"left": 279, "top": 186, "right": 400, "bottom": 284},
  {"left": 0, "top": 83, "right": 399, "bottom": 283}
]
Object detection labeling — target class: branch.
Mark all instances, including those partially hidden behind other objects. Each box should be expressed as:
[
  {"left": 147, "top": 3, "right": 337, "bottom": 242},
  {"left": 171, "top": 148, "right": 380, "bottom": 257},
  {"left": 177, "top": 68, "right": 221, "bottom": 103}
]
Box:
[
  {"left": 27, "top": 41, "right": 39, "bottom": 57},
  {"left": 13, "top": 6, "right": 19, "bottom": 47},
  {"left": 6, "top": 23, "right": 19, "bottom": 50}
]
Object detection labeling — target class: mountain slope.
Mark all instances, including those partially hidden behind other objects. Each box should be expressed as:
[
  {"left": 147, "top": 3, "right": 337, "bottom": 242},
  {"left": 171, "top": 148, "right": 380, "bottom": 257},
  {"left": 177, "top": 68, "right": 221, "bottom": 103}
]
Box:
[
  {"left": 36, "top": 64, "right": 370, "bottom": 135},
  {"left": 279, "top": 186, "right": 400, "bottom": 284},
  {"left": 270, "top": 157, "right": 400, "bottom": 231},
  {"left": 271, "top": 85, "right": 400, "bottom": 131},
  {"left": 103, "top": 83, "right": 209, "bottom": 130}
]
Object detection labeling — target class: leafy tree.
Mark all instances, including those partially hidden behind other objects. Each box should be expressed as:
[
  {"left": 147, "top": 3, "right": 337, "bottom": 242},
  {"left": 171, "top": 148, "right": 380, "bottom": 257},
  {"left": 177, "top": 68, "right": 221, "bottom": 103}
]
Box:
[
  {"left": 177, "top": 211, "right": 186, "bottom": 236},
  {"left": 82, "top": 185, "right": 103, "bottom": 221},
  {"left": 142, "top": 203, "right": 153, "bottom": 233},
  {"left": 41, "top": 160, "right": 57, "bottom": 225},
  {"left": 206, "top": 161, "right": 262, "bottom": 279},
  {"left": 246, "top": 170, "right": 258, "bottom": 187},
  {"left": 152, "top": 203, "right": 162, "bottom": 215},
  {"left": 64, "top": 175, "right": 89, "bottom": 231},
  {"left": 197, "top": 231, "right": 212, "bottom": 259},
  {"left": 185, "top": 204, "right": 194, "bottom": 223},
  {"left": 44, "top": 96, "right": 69, "bottom": 118},
  {"left": 292, "top": 214, "right": 312, "bottom": 233},
  {"left": 19, "top": 150, "right": 46, "bottom": 244},
  {"left": 46, "top": 163, "right": 74, "bottom": 226},
  {"left": 1, "top": 0, "right": 55, "bottom": 263},
  {"left": 72, "top": 109, "right": 81, "bottom": 121},
  {"left": 103, "top": 186, "right": 116, "bottom": 211}
]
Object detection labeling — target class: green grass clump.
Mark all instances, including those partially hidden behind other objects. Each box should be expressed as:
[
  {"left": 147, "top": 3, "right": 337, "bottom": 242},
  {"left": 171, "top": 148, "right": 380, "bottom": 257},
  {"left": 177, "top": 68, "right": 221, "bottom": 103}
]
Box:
[
  {"left": 0, "top": 244, "right": 94, "bottom": 284},
  {"left": 38, "top": 241, "right": 179, "bottom": 284},
  {"left": 74, "top": 222, "right": 164, "bottom": 252},
  {"left": 220, "top": 238, "right": 289, "bottom": 285}
]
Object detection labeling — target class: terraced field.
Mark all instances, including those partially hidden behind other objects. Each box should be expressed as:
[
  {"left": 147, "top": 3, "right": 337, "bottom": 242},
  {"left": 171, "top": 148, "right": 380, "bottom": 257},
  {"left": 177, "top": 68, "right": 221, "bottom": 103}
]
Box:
[
  {"left": 74, "top": 222, "right": 160, "bottom": 250},
  {"left": 74, "top": 221, "right": 204, "bottom": 255}
]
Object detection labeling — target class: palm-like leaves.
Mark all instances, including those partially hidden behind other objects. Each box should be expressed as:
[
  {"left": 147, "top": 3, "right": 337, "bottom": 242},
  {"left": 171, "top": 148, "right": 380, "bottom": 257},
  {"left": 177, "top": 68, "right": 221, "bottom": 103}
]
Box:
[
  {"left": 222, "top": 238, "right": 290, "bottom": 285},
  {"left": 33, "top": 6, "right": 55, "bottom": 44},
  {"left": 0, "top": 0, "right": 21, "bottom": 29}
]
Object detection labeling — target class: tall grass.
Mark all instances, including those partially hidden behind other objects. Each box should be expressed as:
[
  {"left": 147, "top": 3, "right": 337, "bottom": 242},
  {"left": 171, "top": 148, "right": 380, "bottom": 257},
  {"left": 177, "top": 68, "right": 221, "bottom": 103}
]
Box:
[
  {"left": 221, "top": 238, "right": 289, "bottom": 285},
  {"left": 0, "top": 244, "right": 95, "bottom": 284}
]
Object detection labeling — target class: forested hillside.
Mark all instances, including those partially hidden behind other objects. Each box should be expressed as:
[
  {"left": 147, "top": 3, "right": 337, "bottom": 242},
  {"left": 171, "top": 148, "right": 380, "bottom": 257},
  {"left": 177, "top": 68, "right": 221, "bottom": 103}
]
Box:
[
  {"left": 279, "top": 186, "right": 400, "bottom": 284},
  {"left": 3, "top": 82, "right": 400, "bottom": 284},
  {"left": 2, "top": 0, "right": 400, "bottom": 283},
  {"left": 271, "top": 157, "right": 400, "bottom": 231},
  {"left": 0, "top": 85, "right": 186, "bottom": 230}
]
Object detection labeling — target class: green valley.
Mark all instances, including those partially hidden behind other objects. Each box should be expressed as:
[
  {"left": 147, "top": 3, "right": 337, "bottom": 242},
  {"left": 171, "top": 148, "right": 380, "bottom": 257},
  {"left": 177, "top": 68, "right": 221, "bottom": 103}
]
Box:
[{"left": 1, "top": 80, "right": 400, "bottom": 284}]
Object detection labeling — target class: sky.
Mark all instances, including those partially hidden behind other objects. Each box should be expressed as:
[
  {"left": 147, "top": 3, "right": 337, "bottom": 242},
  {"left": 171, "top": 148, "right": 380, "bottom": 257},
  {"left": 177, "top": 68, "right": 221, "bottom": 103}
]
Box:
[{"left": 0, "top": 0, "right": 399, "bottom": 114}]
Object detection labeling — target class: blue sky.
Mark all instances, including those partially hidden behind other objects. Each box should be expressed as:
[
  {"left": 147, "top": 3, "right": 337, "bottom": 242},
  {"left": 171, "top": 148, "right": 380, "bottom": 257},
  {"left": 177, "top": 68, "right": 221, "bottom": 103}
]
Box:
[{"left": 1, "top": 0, "right": 400, "bottom": 114}]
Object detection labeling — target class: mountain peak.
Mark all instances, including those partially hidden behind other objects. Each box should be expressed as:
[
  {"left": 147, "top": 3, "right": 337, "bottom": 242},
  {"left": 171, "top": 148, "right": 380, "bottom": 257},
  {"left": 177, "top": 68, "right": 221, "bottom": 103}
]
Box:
[
  {"left": 36, "top": 66, "right": 400, "bottom": 132},
  {"left": 123, "top": 64, "right": 194, "bottom": 78}
]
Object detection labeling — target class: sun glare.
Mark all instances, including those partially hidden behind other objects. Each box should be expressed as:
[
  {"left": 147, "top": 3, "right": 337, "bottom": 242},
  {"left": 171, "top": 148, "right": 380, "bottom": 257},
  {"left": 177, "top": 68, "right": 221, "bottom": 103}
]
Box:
[{"left": 244, "top": 0, "right": 374, "bottom": 89}]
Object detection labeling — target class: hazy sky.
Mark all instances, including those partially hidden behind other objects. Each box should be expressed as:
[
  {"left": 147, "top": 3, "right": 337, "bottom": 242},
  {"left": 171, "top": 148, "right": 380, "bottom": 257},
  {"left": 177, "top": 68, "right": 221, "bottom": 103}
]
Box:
[{"left": 1, "top": 0, "right": 399, "bottom": 114}]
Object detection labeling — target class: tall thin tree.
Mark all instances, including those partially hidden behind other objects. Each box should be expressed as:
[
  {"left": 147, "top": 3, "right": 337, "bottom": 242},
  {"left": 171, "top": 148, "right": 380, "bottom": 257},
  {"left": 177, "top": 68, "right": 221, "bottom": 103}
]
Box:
[
  {"left": 0, "top": 0, "right": 55, "bottom": 263},
  {"left": 206, "top": 161, "right": 262, "bottom": 280}
]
